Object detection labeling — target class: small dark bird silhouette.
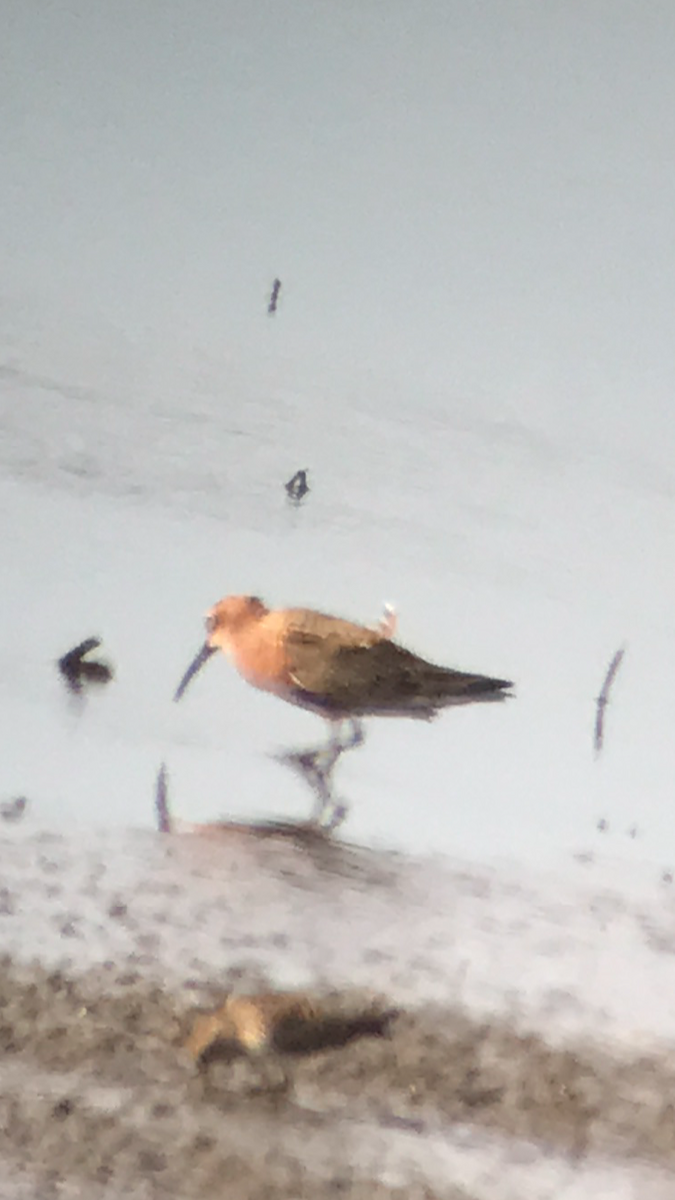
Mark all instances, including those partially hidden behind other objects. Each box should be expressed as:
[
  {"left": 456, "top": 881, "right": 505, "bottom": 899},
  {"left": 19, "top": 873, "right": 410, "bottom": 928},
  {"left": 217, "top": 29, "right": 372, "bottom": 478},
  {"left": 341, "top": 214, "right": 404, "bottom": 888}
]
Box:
[
  {"left": 185, "top": 991, "right": 398, "bottom": 1089},
  {"left": 267, "top": 278, "right": 282, "bottom": 315},
  {"left": 0, "top": 796, "right": 28, "bottom": 823},
  {"left": 57, "top": 637, "right": 114, "bottom": 695},
  {"left": 594, "top": 646, "right": 625, "bottom": 755},
  {"left": 285, "top": 469, "right": 309, "bottom": 502}
]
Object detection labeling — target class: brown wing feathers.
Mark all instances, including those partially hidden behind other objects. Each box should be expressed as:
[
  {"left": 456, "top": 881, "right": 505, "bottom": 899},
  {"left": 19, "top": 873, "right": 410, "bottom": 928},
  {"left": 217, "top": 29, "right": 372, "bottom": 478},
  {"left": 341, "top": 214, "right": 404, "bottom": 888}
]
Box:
[{"left": 287, "top": 631, "right": 511, "bottom": 716}]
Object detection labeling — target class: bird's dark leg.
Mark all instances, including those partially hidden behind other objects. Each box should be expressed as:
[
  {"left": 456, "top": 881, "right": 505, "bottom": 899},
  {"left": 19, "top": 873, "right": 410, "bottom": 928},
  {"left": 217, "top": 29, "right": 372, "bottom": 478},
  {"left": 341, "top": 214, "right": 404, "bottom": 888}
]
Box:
[
  {"left": 277, "top": 719, "right": 366, "bottom": 830},
  {"left": 275, "top": 740, "right": 334, "bottom": 821},
  {"left": 310, "top": 719, "right": 365, "bottom": 829},
  {"left": 343, "top": 718, "right": 365, "bottom": 752},
  {"left": 323, "top": 718, "right": 365, "bottom": 762}
]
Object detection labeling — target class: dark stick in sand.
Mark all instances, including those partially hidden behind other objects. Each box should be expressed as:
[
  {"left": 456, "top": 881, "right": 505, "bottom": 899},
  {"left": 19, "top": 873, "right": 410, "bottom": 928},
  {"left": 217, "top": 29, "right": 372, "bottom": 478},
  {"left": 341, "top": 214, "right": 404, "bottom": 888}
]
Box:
[{"left": 155, "top": 763, "right": 172, "bottom": 833}]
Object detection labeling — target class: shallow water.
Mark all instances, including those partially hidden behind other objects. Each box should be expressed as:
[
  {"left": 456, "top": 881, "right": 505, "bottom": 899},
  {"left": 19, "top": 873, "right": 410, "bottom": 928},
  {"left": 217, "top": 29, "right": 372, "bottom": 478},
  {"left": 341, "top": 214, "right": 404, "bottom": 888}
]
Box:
[
  {"left": 2, "top": 5, "right": 675, "bottom": 866},
  {"left": 0, "top": 343, "right": 673, "bottom": 870}
]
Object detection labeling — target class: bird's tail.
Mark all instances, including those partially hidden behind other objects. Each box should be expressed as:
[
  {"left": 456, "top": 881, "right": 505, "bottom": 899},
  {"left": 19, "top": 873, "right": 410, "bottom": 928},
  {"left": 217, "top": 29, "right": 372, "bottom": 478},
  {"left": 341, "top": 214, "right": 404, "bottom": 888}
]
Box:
[
  {"left": 434, "top": 667, "right": 513, "bottom": 704},
  {"left": 371, "top": 642, "right": 513, "bottom": 709},
  {"left": 319, "top": 639, "right": 513, "bottom": 716}
]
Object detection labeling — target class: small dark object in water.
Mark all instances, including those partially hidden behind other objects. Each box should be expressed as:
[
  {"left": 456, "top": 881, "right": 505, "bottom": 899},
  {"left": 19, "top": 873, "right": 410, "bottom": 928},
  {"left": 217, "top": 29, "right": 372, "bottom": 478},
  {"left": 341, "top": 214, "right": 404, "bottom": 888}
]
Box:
[
  {"left": 0, "top": 796, "right": 27, "bottom": 823},
  {"left": 155, "top": 763, "right": 171, "bottom": 834},
  {"left": 593, "top": 645, "right": 625, "bottom": 755},
  {"left": 58, "top": 637, "right": 114, "bottom": 694},
  {"left": 596, "top": 817, "right": 608, "bottom": 833},
  {"left": 285, "top": 469, "right": 309, "bottom": 502},
  {"left": 267, "top": 278, "right": 282, "bottom": 315}
]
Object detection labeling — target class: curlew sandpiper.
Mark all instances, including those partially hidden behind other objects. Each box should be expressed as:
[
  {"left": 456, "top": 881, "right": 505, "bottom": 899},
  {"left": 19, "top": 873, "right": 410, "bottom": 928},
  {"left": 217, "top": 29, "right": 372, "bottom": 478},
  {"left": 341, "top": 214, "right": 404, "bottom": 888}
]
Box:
[{"left": 174, "top": 595, "right": 513, "bottom": 828}]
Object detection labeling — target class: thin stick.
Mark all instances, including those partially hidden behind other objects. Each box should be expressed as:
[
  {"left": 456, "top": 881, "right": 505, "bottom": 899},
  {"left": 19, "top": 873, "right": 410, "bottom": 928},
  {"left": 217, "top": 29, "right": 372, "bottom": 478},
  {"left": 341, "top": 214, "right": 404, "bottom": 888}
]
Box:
[
  {"left": 594, "top": 646, "right": 626, "bottom": 755},
  {"left": 155, "top": 762, "right": 172, "bottom": 833},
  {"left": 267, "top": 278, "right": 282, "bottom": 315}
]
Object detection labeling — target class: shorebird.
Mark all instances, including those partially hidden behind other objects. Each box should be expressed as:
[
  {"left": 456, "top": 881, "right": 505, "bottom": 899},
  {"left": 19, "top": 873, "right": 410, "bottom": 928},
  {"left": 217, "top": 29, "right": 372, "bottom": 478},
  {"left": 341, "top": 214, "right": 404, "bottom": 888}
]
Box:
[
  {"left": 174, "top": 595, "right": 513, "bottom": 828},
  {"left": 57, "top": 637, "right": 114, "bottom": 695},
  {"left": 185, "top": 990, "right": 398, "bottom": 1089}
]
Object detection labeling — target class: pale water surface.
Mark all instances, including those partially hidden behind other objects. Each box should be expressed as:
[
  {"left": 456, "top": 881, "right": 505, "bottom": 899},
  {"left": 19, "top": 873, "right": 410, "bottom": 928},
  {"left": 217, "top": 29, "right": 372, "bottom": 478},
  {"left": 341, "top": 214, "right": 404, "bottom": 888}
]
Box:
[{"left": 2, "top": 2, "right": 674, "bottom": 866}]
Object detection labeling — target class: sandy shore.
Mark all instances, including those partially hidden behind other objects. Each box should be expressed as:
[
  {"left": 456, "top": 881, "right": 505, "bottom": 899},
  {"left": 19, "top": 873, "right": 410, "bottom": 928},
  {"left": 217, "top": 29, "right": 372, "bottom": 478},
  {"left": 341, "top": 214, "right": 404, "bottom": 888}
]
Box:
[{"left": 1, "top": 824, "right": 674, "bottom": 1197}]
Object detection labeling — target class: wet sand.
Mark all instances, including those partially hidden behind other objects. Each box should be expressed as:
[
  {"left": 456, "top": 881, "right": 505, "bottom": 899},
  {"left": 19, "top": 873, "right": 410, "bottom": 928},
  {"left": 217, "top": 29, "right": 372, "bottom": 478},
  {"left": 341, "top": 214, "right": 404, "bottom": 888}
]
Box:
[
  {"left": 1, "top": 825, "right": 675, "bottom": 1197},
  {"left": 3, "top": 957, "right": 675, "bottom": 1198}
]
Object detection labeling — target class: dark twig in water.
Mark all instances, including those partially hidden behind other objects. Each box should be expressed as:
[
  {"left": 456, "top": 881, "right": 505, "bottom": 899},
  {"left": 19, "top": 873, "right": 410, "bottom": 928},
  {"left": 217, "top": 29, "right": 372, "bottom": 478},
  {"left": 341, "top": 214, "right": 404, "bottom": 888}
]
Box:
[
  {"left": 594, "top": 646, "right": 626, "bottom": 755},
  {"left": 155, "top": 763, "right": 172, "bottom": 834},
  {"left": 285, "top": 469, "right": 309, "bottom": 502},
  {"left": 58, "top": 637, "right": 114, "bottom": 695},
  {"left": 267, "top": 278, "right": 282, "bottom": 315}
]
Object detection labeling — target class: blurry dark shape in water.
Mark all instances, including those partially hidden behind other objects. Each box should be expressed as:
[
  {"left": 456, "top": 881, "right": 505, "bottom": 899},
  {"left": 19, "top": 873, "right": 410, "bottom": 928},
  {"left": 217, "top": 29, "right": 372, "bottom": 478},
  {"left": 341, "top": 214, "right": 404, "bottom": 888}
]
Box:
[
  {"left": 596, "top": 817, "right": 608, "bottom": 833},
  {"left": 662, "top": 869, "right": 673, "bottom": 885},
  {"left": 267, "top": 278, "right": 282, "bottom": 315},
  {"left": 627, "top": 824, "right": 639, "bottom": 840},
  {"left": 285, "top": 468, "right": 309, "bottom": 503},
  {"left": 573, "top": 850, "right": 594, "bottom": 865},
  {"left": 593, "top": 645, "right": 626, "bottom": 756},
  {"left": 185, "top": 989, "right": 399, "bottom": 1089},
  {"left": 186, "top": 815, "right": 333, "bottom": 848},
  {"left": 163, "top": 814, "right": 398, "bottom": 888},
  {"left": 0, "top": 796, "right": 28, "bottom": 823},
  {"left": 57, "top": 637, "right": 114, "bottom": 695},
  {"left": 155, "top": 763, "right": 171, "bottom": 834}
]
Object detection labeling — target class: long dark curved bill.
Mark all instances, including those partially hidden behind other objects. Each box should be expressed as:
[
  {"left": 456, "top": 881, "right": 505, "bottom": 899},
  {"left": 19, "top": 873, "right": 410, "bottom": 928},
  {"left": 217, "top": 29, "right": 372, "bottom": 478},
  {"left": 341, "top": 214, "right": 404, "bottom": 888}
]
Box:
[{"left": 174, "top": 643, "right": 217, "bottom": 702}]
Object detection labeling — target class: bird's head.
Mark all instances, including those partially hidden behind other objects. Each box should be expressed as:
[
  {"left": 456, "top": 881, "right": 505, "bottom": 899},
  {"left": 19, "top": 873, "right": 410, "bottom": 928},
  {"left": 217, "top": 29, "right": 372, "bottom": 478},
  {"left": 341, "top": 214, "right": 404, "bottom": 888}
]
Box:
[{"left": 173, "top": 595, "right": 268, "bottom": 701}]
